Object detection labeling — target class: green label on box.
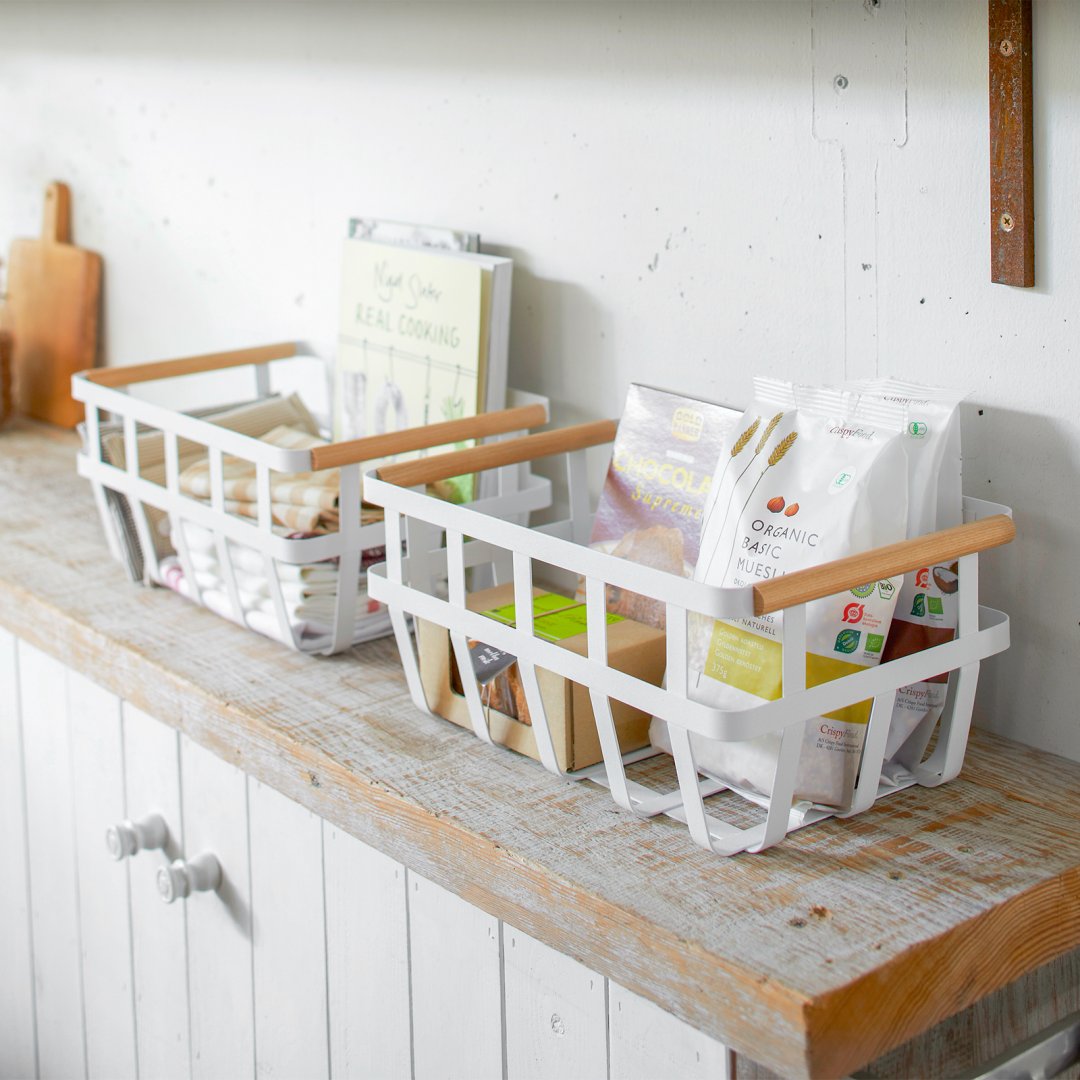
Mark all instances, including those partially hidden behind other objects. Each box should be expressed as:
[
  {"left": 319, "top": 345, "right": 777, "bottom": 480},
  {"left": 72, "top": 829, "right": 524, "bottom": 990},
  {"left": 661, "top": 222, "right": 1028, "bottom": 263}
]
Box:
[
  {"left": 481, "top": 592, "right": 622, "bottom": 643},
  {"left": 865, "top": 632, "right": 885, "bottom": 654},
  {"left": 928, "top": 596, "right": 944, "bottom": 616}
]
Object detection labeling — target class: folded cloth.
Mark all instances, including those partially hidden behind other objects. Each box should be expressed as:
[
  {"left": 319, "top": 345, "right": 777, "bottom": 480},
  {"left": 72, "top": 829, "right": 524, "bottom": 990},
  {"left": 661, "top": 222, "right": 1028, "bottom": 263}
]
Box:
[
  {"left": 159, "top": 556, "right": 387, "bottom": 646},
  {"left": 180, "top": 425, "right": 339, "bottom": 508},
  {"left": 192, "top": 567, "right": 342, "bottom": 603}
]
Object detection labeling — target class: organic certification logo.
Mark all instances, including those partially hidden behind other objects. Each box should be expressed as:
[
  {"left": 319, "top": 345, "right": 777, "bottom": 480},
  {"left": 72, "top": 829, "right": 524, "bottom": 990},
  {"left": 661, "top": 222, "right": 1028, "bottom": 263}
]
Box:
[
  {"left": 842, "top": 603, "right": 865, "bottom": 624},
  {"left": 911, "top": 593, "right": 926, "bottom": 617},
  {"left": 850, "top": 582, "right": 875, "bottom": 598},
  {"left": 907, "top": 420, "right": 929, "bottom": 439},
  {"left": 828, "top": 468, "right": 857, "bottom": 495},
  {"left": 835, "top": 629, "right": 861, "bottom": 654},
  {"left": 866, "top": 633, "right": 885, "bottom": 654},
  {"left": 877, "top": 580, "right": 896, "bottom": 602}
]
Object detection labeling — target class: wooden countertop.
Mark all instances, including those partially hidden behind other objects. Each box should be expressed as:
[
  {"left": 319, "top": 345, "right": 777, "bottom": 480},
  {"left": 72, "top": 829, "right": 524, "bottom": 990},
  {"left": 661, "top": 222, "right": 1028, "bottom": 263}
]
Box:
[{"left": 2, "top": 420, "right": 1078, "bottom": 1079}]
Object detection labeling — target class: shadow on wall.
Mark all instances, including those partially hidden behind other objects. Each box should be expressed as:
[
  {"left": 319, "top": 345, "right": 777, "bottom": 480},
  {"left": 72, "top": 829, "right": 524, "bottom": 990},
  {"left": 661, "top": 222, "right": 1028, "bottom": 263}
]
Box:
[
  {"left": 485, "top": 248, "right": 614, "bottom": 520},
  {"left": 962, "top": 401, "right": 1079, "bottom": 753}
]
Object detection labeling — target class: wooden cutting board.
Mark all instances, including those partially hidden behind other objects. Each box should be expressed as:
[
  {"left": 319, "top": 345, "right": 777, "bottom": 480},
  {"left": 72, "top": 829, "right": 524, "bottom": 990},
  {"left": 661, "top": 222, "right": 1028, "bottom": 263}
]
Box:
[{"left": 7, "top": 182, "right": 102, "bottom": 428}]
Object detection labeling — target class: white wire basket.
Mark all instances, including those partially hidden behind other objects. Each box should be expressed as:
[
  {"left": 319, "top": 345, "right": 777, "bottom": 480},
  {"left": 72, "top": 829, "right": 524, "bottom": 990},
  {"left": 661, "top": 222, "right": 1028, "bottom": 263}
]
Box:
[
  {"left": 364, "top": 419, "right": 1016, "bottom": 855},
  {"left": 73, "top": 342, "right": 552, "bottom": 655}
]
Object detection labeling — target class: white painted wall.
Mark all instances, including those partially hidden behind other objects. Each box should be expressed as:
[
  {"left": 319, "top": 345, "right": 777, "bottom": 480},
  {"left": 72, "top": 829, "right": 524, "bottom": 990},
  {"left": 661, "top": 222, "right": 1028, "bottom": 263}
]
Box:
[{"left": 1, "top": 0, "right": 1076, "bottom": 760}]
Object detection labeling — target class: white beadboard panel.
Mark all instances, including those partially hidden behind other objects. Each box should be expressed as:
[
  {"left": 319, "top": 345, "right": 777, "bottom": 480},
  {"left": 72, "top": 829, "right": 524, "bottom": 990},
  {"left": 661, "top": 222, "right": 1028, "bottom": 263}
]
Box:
[
  {"left": 249, "top": 779, "right": 328, "bottom": 1080},
  {"left": 68, "top": 671, "right": 138, "bottom": 1080},
  {"left": 410, "top": 873, "right": 503, "bottom": 1080},
  {"left": 609, "top": 981, "right": 730, "bottom": 1080},
  {"left": 503, "top": 925, "right": 607, "bottom": 1080},
  {"left": 323, "top": 824, "right": 411, "bottom": 1080},
  {"left": 18, "top": 641, "right": 86, "bottom": 1080},
  {"left": 123, "top": 702, "right": 190, "bottom": 1080},
  {"left": 180, "top": 734, "right": 255, "bottom": 1080},
  {"left": 0, "top": 630, "right": 36, "bottom": 1080}
]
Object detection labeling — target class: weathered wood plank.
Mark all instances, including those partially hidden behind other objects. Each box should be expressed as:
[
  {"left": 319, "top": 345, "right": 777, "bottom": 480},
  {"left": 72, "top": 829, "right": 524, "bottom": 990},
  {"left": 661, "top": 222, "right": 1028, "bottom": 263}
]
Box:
[
  {"left": 180, "top": 735, "right": 255, "bottom": 1080},
  {"left": 0, "top": 628, "right": 37, "bottom": 1080},
  {"left": 249, "top": 780, "right": 328, "bottom": 1079},
  {"left": 2, "top": 423, "right": 1080, "bottom": 1078},
  {"left": 324, "top": 825, "right": 412, "bottom": 1079},
  {"left": 609, "top": 980, "right": 730, "bottom": 1080},
  {"left": 123, "top": 703, "right": 189, "bottom": 1080},
  {"left": 68, "top": 671, "right": 138, "bottom": 1079},
  {"left": 988, "top": 0, "right": 1034, "bottom": 286},
  {"left": 409, "top": 873, "right": 503, "bottom": 1080},
  {"left": 503, "top": 925, "right": 607, "bottom": 1080},
  {"left": 18, "top": 640, "right": 86, "bottom": 1080}
]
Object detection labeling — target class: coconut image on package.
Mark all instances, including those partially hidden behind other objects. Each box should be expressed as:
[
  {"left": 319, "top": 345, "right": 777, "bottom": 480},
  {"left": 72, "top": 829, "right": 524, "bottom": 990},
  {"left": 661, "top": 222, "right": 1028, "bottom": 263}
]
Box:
[{"left": 650, "top": 379, "right": 911, "bottom": 810}]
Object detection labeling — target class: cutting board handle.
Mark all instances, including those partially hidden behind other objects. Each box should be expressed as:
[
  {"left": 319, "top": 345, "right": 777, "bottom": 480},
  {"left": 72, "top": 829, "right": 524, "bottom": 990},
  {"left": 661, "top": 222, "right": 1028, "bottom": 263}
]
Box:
[{"left": 43, "top": 182, "right": 72, "bottom": 244}]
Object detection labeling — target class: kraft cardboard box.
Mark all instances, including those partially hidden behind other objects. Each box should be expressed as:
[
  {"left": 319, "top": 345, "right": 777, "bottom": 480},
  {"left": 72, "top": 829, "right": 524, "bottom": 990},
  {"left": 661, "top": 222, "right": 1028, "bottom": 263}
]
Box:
[{"left": 417, "top": 583, "right": 666, "bottom": 772}]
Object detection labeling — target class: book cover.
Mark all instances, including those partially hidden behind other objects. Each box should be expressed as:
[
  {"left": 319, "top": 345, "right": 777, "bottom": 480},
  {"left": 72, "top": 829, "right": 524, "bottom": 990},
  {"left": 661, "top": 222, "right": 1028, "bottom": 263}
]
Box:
[
  {"left": 589, "top": 385, "right": 740, "bottom": 628},
  {"left": 348, "top": 217, "right": 480, "bottom": 253},
  {"left": 336, "top": 239, "right": 486, "bottom": 499}
]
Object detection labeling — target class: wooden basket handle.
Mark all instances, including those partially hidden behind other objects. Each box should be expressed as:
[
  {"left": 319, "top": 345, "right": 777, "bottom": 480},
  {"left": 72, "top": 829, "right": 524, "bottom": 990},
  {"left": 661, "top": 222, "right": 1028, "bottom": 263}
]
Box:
[
  {"left": 309, "top": 403, "right": 549, "bottom": 470},
  {"left": 752, "top": 515, "right": 1016, "bottom": 616},
  {"left": 376, "top": 419, "right": 618, "bottom": 488},
  {"left": 77, "top": 342, "right": 300, "bottom": 387}
]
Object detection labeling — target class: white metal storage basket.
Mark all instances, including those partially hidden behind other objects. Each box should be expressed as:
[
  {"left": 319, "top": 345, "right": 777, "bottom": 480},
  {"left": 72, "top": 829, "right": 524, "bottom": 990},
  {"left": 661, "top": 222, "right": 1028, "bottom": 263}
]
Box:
[
  {"left": 73, "top": 342, "right": 552, "bottom": 655},
  {"left": 365, "top": 419, "right": 1015, "bottom": 855}
]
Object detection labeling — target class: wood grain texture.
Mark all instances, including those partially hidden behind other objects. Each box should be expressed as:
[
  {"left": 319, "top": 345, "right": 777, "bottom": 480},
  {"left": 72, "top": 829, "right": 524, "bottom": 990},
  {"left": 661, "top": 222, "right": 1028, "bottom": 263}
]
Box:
[
  {"left": 311, "top": 402, "right": 548, "bottom": 470},
  {"left": 377, "top": 418, "right": 617, "bottom": 487},
  {"left": 1, "top": 423, "right": 1079, "bottom": 1078},
  {"left": 123, "top": 703, "right": 189, "bottom": 1080},
  {"left": 7, "top": 182, "right": 101, "bottom": 427},
  {"left": 0, "top": 628, "right": 37, "bottom": 1080},
  {"left": 989, "top": 0, "right": 1034, "bottom": 287},
  {"left": 323, "top": 825, "right": 412, "bottom": 1080},
  {"left": 753, "top": 514, "right": 1015, "bottom": 615},
  {"left": 68, "top": 672, "right": 138, "bottom": 1079},
  {"left": 79, "top": 341, "right": 297, "bottom": 387}
]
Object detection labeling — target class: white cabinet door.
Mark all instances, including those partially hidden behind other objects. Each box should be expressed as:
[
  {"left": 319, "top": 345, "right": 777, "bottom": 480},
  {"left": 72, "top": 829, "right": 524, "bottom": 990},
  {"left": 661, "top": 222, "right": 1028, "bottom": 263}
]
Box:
[
  {"left": 124, "top": 703, "right": 190, "bottom": 1080},
  {"left": 69, "top": 671, "right": 138, "bottom": 1079},
  {"left": 324, "top": 824, "right": 411, "bottom": 1079},
  {"left": 0, "top": 628, "right": 35, "bottom": 1080},
  {"left": 248, "top": 779, "right": 328, "bottom": 1078},
  {"left": 410, "top": 873, "right": 504, "bottom": 1080},
  {"left": 180, "top": 734, "right": 255, "bottom": 1080},
  {"left": 609, "top": 981, "right": 730, "bottom": 1080},
  {"left": 504, "top": 925, "right": 608, "bottom": 1080},
  {"left": 18, "top": 641, "right": 86, "bottom": 1080}
]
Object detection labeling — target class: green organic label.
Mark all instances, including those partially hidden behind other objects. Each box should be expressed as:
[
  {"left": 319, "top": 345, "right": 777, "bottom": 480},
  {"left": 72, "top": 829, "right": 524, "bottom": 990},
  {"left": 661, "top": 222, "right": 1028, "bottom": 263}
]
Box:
[
  {"left": 877, "top": 580, "right": 896, "bottom": 602},
  {"left": 928, "top": 596, "right": 944, "bottom": 616},
  {"left": 911, "top": 593, "right": 926, "bottom": 617},
  {"left": 865, "top": 633, "right": 885, "bottom": 654},
  {"left": 850, "top": 582, "right": 875, "bottom": 598},
  {"left": 481, "top": 592, "right": 622, "bottom": 642},
  {"left": 907, "top": 420, "right": 928, "bottom": 438},
  {"left": 835, "top": 629, "right": 861, "bottom": 655}
]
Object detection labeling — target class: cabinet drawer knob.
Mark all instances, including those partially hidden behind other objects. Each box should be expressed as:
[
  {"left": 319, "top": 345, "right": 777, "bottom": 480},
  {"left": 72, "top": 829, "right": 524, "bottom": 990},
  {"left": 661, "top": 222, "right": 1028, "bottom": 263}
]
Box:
[
  {"left": 106, "top": 813, "right": 168, "bottom": 860},
  {"left": 157, "top": 853, "right": 222, "bottom": 904}
]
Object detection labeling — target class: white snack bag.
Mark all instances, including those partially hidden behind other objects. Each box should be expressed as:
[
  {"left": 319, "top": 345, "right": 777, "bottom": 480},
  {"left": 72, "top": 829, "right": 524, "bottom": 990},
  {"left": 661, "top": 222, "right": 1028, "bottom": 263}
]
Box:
[
  {"left": 845, "top": 379, "right": 967, "bottom": 781},
  {"left": 650, "top": 379, "right": 908, "bottom": 810}
]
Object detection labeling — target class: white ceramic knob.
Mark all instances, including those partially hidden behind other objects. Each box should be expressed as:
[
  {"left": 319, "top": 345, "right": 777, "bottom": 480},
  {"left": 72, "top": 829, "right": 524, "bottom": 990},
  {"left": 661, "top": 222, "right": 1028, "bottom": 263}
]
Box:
[
  {"left": 157, "top": 852, "right": 222, "bottom": 904},
  {"left": 105, "top": 813, "right": 168, "bottom": 861}
]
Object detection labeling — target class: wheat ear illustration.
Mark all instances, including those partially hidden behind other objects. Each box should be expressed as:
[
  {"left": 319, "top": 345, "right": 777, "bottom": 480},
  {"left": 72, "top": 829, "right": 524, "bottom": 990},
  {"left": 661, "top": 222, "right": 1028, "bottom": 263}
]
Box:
[
  {"left": 698, "top": 416, "right": 760, "bottom": 539},
  {"left": 699, "top": 412, "right": 784, "bottom": 578},
  {"left": 718, "top": 428, "right": 800, "bottom": 581}
]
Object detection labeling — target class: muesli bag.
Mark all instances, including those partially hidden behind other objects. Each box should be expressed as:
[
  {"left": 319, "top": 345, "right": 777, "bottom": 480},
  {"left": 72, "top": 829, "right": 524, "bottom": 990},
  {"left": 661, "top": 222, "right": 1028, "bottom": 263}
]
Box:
[
  {"left": 650, "top": 379, "right": 909, "bottom": 810},
  {"left": 845, "top": 379, "right": 967, "bottom": 781}
]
